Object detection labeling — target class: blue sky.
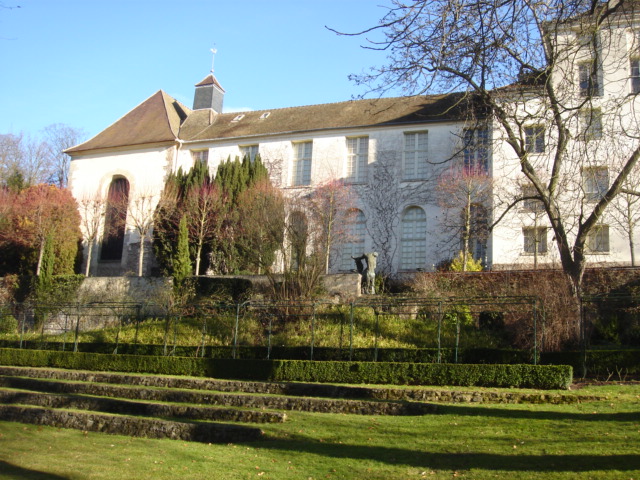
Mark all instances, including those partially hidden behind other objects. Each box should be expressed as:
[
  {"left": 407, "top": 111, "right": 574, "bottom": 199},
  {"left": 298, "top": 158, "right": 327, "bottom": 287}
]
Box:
[{"left": 0, "top": 0, "right": 396, "bottom": 142}]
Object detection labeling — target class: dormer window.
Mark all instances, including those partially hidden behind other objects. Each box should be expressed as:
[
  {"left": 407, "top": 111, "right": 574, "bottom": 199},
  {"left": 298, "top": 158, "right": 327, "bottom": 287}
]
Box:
[
  {"left": 231, "top": 114, "right": 245, "bottom": 122},
  {"left": 259, "top": 112, "right": 271, "bottom": 120}
]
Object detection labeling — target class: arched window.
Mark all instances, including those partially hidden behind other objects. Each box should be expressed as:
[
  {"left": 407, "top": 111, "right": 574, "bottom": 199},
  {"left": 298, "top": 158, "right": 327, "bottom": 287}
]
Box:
[
  {"left": 100, "top": 176, "right": 129, "bottom": 261},
  {"left": 400, "top": 206, "right": 427, "bottom": 270},
  {"left": 288, "top": 210, "right": 308, "bottom": 270},
  {"left": 340, "top": 209, "right": 366, "bottom": 271}
]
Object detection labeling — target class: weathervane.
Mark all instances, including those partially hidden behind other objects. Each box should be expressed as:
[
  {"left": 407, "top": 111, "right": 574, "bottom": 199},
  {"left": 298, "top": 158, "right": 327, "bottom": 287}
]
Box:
[{"left": 210, "top": 47, "right": 217, "bottom": 74}]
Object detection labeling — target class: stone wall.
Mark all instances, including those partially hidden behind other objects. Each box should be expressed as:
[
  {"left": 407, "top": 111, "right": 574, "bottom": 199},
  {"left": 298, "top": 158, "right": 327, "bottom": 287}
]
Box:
[{"left": 76, "top": 276, "right": 173, "bottom": 305}]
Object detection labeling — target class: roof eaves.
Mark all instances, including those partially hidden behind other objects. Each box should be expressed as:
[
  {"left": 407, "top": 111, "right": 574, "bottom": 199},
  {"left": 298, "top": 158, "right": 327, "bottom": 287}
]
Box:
[{"left": 66, "top": 139, "right": 179, "bottom": 156}]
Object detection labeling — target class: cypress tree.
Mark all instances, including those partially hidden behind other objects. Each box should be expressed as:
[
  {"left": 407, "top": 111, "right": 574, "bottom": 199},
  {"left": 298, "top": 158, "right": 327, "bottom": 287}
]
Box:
[
  {"left": 172, "top": 215, "right": 192, "bottom": 287},
  {"left": 38, "top": 234, "right": 55, "bottom": 288}
]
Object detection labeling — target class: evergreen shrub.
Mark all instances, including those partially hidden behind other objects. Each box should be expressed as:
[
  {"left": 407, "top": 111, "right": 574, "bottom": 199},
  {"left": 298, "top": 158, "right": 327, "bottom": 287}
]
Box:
[
  {"left": 0, "top": 312, "right": 17, "bottom": 334},
  {"left": 0, "top": 348, "right": 572, "bottom": 389}
]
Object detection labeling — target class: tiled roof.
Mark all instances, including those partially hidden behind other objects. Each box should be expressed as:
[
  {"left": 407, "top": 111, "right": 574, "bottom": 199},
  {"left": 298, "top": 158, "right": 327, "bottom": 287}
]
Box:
[
  {"left": 181, "top": 92, "right": 475, "bottom": 143},
  {"left": 66, "top": 91, "right": 190, "bottom": 154},
  {"left": 67, "top": 90, "right": 479, "bottom": 154},
  {"left": 195, "top": 74, "right": 226, "bottom": 92}
]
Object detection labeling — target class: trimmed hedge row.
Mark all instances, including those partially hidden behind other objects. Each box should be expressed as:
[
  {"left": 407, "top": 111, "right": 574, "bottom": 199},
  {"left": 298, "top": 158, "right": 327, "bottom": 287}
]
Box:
[
  {"left": 2, "top": 341, "right": 637, "bottom": 373},
  {"left": 541, "top": 349, "right": 640, "bottom": 376},
  {"left": 0, "top": 348, "right": 572, "bottom": 389}
]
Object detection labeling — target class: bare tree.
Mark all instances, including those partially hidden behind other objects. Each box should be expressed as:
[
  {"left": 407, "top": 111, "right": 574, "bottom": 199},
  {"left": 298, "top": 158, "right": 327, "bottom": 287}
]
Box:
[
  {"left": 358, "top": 150, "right": 434, "bottom": 274},
  {"left": 77, "top": 194, "right": 107, "bottom": 276},
  {"left": 236, "top": 179, "right": 285, "bottom": 274},
  {"left": 609, "top": 164, "right": 640, "bottom": 265},
  {"left": 436, "top": 165, "right": 492, "bottom": 270},
  {"left": 42, "top": 124, "right": 85, "bottom": 188},
  {"left": 182, "top": 182, "right": 227, "bottom": 275},
  {"left": 341, "top": 0, "right": 640, "bottom": 298},
  {"left": 127, "top": 190, "right": 159, "bottom": 276},
  {"left": 306, "top": 179, "right": 355, "bottom": 274},
  {"left": 0, "top": 133, "right": 51, "bottom": 188}
]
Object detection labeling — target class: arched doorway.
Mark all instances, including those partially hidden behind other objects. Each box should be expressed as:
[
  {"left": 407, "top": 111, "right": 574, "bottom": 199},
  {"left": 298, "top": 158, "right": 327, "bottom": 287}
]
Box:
[{"left": 100, "top": 176, "right": 129, "bottom": 261}]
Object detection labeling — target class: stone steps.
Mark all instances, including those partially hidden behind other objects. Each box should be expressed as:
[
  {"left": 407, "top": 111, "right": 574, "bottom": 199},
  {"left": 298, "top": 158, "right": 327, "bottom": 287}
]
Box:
[
  {"left": 0, "top": 388, "right": 286, "bottom": 423},
  {"left": 0, "top": 365, "right": 601, "bottom": 444},
  {"left": 0, "top": 366, "right": 602, "bottom": 404},
  {"left": 0, "top": 366, "right": 438, "bottom": 443},
  {"left": 0, "top": 404, "right": 263, "bottom": 443},
  {"left": 0, "top": 375, "right": 436, "bottom": 416}
]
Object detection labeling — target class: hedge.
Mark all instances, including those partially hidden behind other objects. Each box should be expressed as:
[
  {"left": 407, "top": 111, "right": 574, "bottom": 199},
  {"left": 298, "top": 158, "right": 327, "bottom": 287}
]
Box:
[
  {"left": 2, "top": 341, "right": 637, "bottom": 373},
  {"left": 0, "top": 348, "right": 572, "bottom": 389},
  {"left": 541, "top": 349, "right": 640, "bottom": 376}
]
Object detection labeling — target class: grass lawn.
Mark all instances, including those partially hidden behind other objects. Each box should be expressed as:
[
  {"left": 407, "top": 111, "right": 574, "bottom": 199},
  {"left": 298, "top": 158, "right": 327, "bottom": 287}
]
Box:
[{"left": 0, "top": 384, "right": 638, "bottom": 480}]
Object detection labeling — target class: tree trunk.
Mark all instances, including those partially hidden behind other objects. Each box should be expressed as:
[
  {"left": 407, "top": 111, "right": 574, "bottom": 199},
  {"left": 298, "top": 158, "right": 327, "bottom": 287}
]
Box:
[
  {"left": 462, "top": 192, "right": 472, "bottom": 272},
  {"left": 36, "top": 239, "right": 45, "bottom": 276},
  {"left": 137, "top": 238, "right": 145, "bottom": 277},
  {"left": 627, "top": 205, "right": 636, "bottom": 266},
  {"left": 195, "top": 242, "right": 203, "bottom": 276},
  {"left": 84, "top": 240, "right": 93, "bottom": 277},
  {"left": 533, "top": 214, "right": 539, "bottom": 270}
]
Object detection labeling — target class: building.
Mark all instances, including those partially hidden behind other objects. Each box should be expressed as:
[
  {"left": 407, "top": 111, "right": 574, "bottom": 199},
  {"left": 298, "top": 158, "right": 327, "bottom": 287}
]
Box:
[{"left": 67, "top": 8, "right": 640, "bottom": 277}]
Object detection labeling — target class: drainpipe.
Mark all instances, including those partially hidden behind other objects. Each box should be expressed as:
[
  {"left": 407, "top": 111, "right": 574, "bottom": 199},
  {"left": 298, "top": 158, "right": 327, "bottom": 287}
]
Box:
[{"left": 173, "top": 139, "right": 184, "bottom": 174}]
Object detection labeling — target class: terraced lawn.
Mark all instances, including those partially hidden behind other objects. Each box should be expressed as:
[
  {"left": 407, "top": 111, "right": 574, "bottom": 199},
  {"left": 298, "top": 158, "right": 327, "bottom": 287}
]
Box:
[{"left": 0, "top": 369, "right": 638, "bottom": 480}]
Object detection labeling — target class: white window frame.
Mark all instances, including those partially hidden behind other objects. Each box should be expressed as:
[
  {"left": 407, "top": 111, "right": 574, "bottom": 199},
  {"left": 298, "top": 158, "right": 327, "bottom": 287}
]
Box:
[
  {"left": 586, "top": 225, "right": 610, "bottom": 253},
  {"left": 240, "top": 144, "right": 259, "bottom": 162},
  {"left": 578, "top": 61, "right": 603, "bottom": 97},
  {"left": 523, "top": 227, "right": 548, "bottom": 255},
  {"left": 190, "top": 149, "right": 209, "bottom": 164},
  {"left": 631, "top": 59, "right": 640, "bottom": 94},
  {"left": 524, "top": 125, "right": 545, "bottom": 154},
  {"left": 403, "top": 131, "right": 428, "bottom": 180},
  {"left": 340, "top": 209, "right": 366, "bottom": 271},
  {"left": 580, "top": 109, "right": 603, "bottom": 141},
  {"left": 463, "top": 127, "right": 489, "bottom": 173},
  {"left": 521, "top": 184, "right": 544, "bottom": 212},
  {"left": 291, "top": 141, "right": 312, "bottom": 186},
  {"left": 400, "top": 206, "right": 427, "bottom": 270},
  {"left": 346, "top": 137, "right": 368, "bottom": 183},
  {"left": 583, "top": 166, "right": 609, "bottom": 202}
]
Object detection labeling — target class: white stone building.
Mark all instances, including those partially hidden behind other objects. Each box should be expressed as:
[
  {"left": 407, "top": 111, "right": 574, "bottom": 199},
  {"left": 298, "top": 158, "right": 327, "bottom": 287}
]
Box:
[{"left": 67, "top": 9, "right": 640, "bottom": 277}]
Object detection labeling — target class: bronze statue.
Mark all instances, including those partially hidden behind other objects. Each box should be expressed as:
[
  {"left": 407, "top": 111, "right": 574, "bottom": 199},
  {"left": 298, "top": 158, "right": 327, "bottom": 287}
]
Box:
[{"left": 352, "top": 252, "right": 378, "bottom": 295}]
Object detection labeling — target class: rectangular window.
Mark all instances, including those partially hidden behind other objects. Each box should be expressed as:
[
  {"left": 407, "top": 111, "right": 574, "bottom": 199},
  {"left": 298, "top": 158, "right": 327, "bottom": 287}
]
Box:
[
  {"left": 583, "top": 166, "right": 609, "bottom": 202},
  {"left": 523, "top": 227, "right": 548, "bottom": 254},
  {"left": 522, "top": 184, "right": 544, "bottom": 212},
  {"left": 190, "top": 149, "right": 209, "bottom": 164},
  {"left": 631, "top": 59, "right": 640, "bottom": 94},
  {"left": 580, "top": 109, "right": 603, "bottom": 140},
  {"left": 340, "top": 210, "right": 366, "bottom": 271},
  {"left": 463, "top": 127, "right": 489, "bottom": 173},
  {"left": 578, "top": 61, "right": 602, "bottom": 97},
  {"left": 240, "top": 144, "right": 259, "bottom": 162},
  {"left": 292, "top": 141, "right": 312, "bottom": 186},
  {"left": 346, "top": 137, "right": 368, "bottom": 183},
  {"left": 586, "top": 225, "right": 610, "bottom": 253},
  {"left": 403, "top": 131, "right": 428, "bottom": 180},
  {"left": 524, "top": 126, "right": 545, "bottom": 154}
]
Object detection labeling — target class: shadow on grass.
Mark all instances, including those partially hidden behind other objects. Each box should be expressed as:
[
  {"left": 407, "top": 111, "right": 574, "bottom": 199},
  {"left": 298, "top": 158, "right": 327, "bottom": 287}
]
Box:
[
  {"left": 438, "top": 404, "right": 640, "bottom": 422},
  {"left": 0, "top": 460, "right": 70, "bottom": 479},
  {"left": 256, "top": 438, "right": 640, "bottom": 473}
]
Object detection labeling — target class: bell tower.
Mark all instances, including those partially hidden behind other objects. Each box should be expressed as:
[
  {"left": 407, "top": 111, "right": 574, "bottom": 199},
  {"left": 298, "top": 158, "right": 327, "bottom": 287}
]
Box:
[{"left": 193, "top": 48, "right": 225, "bottom": 112}]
